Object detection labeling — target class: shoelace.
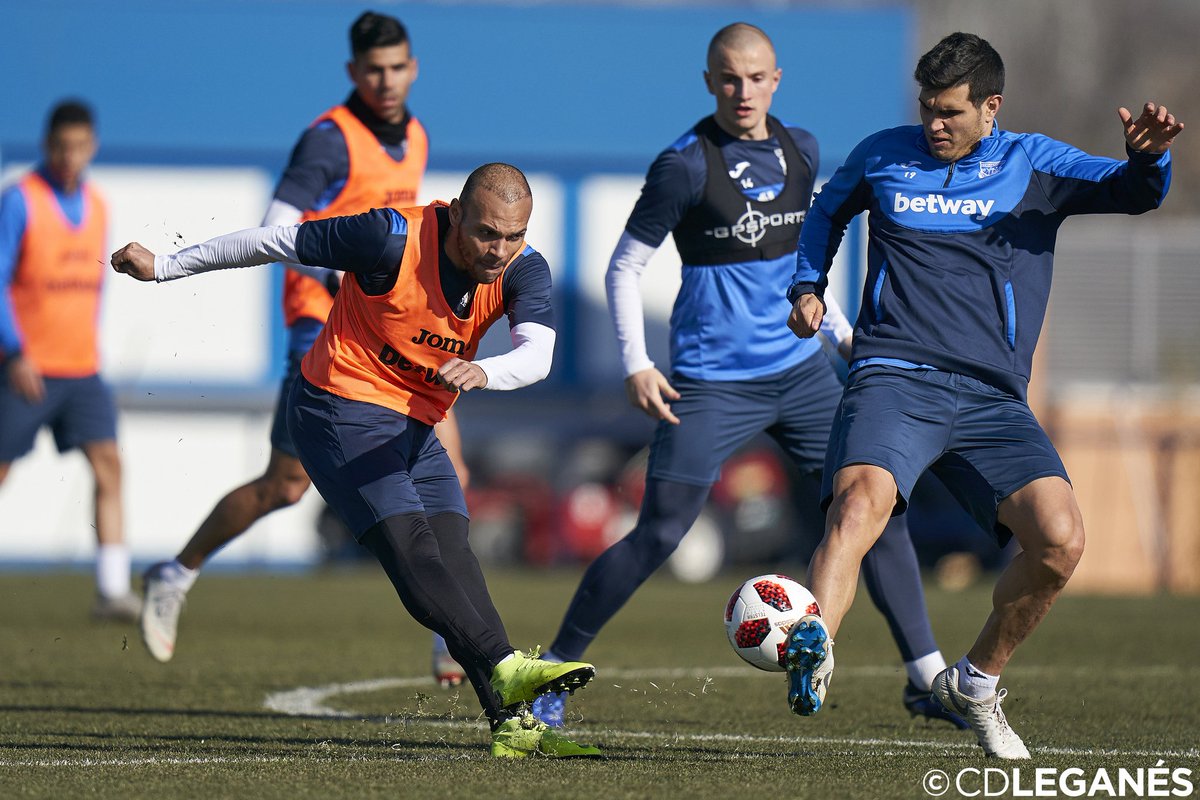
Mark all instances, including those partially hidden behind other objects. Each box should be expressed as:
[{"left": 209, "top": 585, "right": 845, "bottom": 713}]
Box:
[{"left": 989, "top": 688, "right": 1015, "bottom": 735}]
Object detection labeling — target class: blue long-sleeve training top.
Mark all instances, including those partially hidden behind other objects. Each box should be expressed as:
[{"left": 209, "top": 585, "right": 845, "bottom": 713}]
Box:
[{"left": 789, "top": 123, "right": 1171, "bottom": 399}]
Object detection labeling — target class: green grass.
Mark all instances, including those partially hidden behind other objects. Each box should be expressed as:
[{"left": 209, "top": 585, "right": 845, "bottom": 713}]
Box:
[{"left": 1, "top": 569, "right": 1198, "bottom": 799}]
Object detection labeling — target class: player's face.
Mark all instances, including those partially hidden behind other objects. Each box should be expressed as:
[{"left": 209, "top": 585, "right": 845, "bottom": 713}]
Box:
[
  {"left": 704, "top": 42, "right": 781, "bottom": 141},
  {"left": 347, "top": 43, "right": 418, "bottom": 125},
  {"left": 43, "top": 123, "right": 97, "bottom": 193},
  {"left": 918, "top": 83, "right": 1002, "bottom": 162},
  {"left": 448, "top": 192, "right": 532, "bottom": 284}
]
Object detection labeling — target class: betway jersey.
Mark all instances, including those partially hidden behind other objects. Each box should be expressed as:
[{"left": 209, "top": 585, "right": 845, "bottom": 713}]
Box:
[
  {"left": 791, "top": 124, "right": 1171, "bottom": 399},
  {"left": 627, "top": 117, "right": 821, "bottom": 381}
]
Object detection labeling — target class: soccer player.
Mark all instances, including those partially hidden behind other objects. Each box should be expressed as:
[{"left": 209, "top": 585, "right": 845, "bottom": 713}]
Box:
[
  {"left": 783, "top": 32, "right": 1182, "bottom": 758},
  {"left": 112, "top": 163, "right": 603, "bottom": 758},
  {"left": 137, "top": 11, "right": 466, "bottom": 685},
  {"left": 532, "top": 23, "right": 964, "bottom": 729},
  {"left": 0, "top": 100, "right": 140, "bottom": 622}
]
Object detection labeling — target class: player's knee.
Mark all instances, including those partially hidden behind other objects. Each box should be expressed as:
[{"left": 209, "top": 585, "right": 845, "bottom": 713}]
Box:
[
  {"left": 627, "top": 520, "right": 686, "bottom": 571},
  {"left": 1031, "top": 514, "right": 1085, "bottom": 586},
  {"left": 828, "top": 489, "right": 891, "bottom": 545},
  {"left": 260, "top": 474, "right": 310, "bottom": 509}
]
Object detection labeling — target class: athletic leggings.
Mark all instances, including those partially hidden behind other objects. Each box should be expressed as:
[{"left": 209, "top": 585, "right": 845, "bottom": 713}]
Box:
[
  {"left": 361, "top": 511, "right": 512, "bottom": 723},
  {"left": 550, "top": 477, "right": 938, "bottom": 663}
]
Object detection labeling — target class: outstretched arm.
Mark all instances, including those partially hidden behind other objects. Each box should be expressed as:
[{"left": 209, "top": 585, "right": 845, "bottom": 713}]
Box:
[
  {"left": 111, "top": 225, "right": 303, "bottom": 282},
  {"left": 1119, "top": 102, "right": 1183, "bottom": 154}
]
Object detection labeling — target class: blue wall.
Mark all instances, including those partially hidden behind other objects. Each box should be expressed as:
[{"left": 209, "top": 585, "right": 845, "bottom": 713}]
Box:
[
  {"left": 2, "top": 1, "right": 910, "bottom": 392},
  {"left": 1, "top": 1, "right": 911, "bottom": 171}
]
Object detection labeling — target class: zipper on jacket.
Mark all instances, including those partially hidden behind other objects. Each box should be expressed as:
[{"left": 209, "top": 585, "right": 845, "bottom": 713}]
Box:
[
  {"left": 943, "top": 161, "right": 956, "bottom": 188},
  {"left": 1004, "top": 281, "right": 1017, "bottom": 349}
]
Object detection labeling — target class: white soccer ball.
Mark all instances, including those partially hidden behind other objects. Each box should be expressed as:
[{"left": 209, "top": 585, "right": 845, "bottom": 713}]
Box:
[{"left": 724, "top": 574, "right": 821, "bottom": 672}]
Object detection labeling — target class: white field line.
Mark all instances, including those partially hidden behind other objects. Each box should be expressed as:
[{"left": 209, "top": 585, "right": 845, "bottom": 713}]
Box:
[{"left": 4, "top": 666, "right": 1197, "bottom": 768}]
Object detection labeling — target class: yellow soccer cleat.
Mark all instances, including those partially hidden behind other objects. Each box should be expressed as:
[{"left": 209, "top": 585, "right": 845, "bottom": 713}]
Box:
[
  {"left": 489, "top": 649, "right": 595, "bottom": 708},
  {"left": 490, "top": 712, "right": 601, "bottom": 758}
]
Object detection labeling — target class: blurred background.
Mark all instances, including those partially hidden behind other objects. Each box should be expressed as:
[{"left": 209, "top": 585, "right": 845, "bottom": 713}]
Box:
[{"left": 1, "top": 0, "right": 1197, "bottom": 594}]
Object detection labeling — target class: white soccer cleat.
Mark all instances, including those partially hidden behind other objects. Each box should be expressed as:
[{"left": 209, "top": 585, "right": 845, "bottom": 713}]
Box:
[
  {"left": 140, "top": 562, "right": 189, "bottom": 663},
  {"left": 932, "top": 667, "right": 1031, "bottom": 759}
]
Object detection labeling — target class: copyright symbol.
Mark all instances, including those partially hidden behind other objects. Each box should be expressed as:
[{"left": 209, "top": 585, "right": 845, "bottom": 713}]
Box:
[{"left": 923, "top": 769, "right": 950, "bottom": 796}]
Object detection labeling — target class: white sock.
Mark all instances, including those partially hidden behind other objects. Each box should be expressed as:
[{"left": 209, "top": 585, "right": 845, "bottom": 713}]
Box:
[
  {"left": 160, "top": 559, "right": 199, "bottom": 592},
  {"left": 541, "top": 649, "right": 565, "bottom": 664},
  {"left": 955, "top": 656, "right": 1000, "bottom": 700},
  {"left": 906, "top": 651, "right": 948, "bottom": 691},
  {"left": 95, "top": 544, "right": 131, "bottom": 599},
  {"left": 497, "top": 652, "right": 517, "bottom": 665}
]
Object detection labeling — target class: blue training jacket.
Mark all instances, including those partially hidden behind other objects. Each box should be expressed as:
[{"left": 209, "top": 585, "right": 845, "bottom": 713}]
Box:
[{"left": 788, "top": 123, "right": 1172, "bottom": 399}]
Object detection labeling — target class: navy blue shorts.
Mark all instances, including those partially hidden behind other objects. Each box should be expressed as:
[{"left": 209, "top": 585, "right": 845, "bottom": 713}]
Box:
[
  {"left": 647, "top": 351, "right": 843, "bottom": 486},
  {"left": 822, "top": 366, "right": 1069, "bottom": 545},
  {"left": 0, "top": 373, "right": 118, "bottom": 462},
  {"left": 286, "top": 377, "right": 467, "bottom": 539},
  {"left": 268, "top": 351, "right": 306, "bottom": 459}
]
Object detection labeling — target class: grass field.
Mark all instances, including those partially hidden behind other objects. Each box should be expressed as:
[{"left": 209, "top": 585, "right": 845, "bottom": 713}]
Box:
[{"left": 1, "top": 568, "right": 1198, "bottom": 799}]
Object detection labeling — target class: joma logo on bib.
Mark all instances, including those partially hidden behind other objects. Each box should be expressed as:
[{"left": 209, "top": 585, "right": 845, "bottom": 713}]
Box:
[{"left": 893, "top": 192, "right": 995, "bottom": 217}]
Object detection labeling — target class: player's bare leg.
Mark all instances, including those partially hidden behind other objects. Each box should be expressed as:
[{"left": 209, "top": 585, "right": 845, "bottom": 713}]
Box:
[
  {"left": 966, "top": 476, "right": 1084, "bottom": 675},
  {"left": 807, "top": 464, "right": 898, "bottom": 636},
  {"left": 787, "top": 464, "right": 896, "bottom": 715},
  {"left": 933, "top": 477, "right": 1081, "bottom": 760},
  {"left": 178, "top": 448, "right": 311, "bottom": 569},
  {"left": 82, "top": 440, "right": 139, "bottom": 621},
  {"left": 141, "top": 448, "right": 309, "bottom": 661}
]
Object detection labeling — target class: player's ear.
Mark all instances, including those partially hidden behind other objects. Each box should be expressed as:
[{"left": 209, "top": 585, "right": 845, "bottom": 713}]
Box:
[
  {"left": 983, "top": 94, "right": 1003, "bottom": 124},
  {"left": 703, "top": 70, "right": 716, "bottom": 97},
  {"left": 449, "top": 198, "right": 462, "bottom": 226}
]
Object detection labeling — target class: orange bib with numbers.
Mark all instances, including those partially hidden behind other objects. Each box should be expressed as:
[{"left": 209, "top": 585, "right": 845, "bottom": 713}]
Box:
[
  {"left": 283, "top": 106, "right": 427, "bottom": 327},
  {"left": 301, "top": 202, "right": 507, "bottom": 424},
  {"left": 9, "top": 172, "right": 108, "bottom": 376}
]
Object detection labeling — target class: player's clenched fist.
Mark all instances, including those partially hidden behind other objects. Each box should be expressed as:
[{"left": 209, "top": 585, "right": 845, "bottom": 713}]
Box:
[{"left": 110, "top": 242, "right": 157, "bottom": 281}]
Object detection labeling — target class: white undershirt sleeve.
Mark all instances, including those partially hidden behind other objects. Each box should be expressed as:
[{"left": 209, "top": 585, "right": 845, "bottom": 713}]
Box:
[
  {"left": 605, "top": 231, "right": 660, "bottom": 377},
  {"left": 153, "top": 225, "right": 301, "bottom": 282},
  {"left": 473, "top": 322, "right": 556, "bottom": 391},
  {"left": 261, "top": 199, "right": 342, "bottom": 284},
  {"left": 819, "top": 289, "right": 854, "bottom": 351}
]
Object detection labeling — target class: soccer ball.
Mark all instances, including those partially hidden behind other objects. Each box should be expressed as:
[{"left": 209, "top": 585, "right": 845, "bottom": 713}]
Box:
[{"left": 724, "top": 574, "right": 820, "bottom": 672}]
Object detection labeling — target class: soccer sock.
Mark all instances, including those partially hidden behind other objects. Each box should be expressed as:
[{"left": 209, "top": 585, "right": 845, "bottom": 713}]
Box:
[
  {"left": 541, "top": 650, "right": 565, "bottom": 664},
  {"left": 432, "top": 633, "right": 450, "bottom": 655},
  {"left": 955, "top": 656, "right": 1000, "bottom": 700},
  {"left": 157, "top": 559, "right": 199, "bottom": 591},
  {"left": 906, "top": 651, "right": 948, "bottom": 691},
  {"left": 859, "top": 514, "right": 939, "bottom": 663},
  {"left": 95, "top": 544, "right": 131, "bottom": 599}
]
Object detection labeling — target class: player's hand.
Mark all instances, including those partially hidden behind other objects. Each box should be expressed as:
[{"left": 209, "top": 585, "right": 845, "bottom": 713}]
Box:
[
  {"left": 110, "top": 242, "right": 158, "bottom": 282},
  {"left": 438, "top": 358, "right": 488, "bottom": 393},
  {"left": 1119, "top": 102, "right": 1184, "bottom": 154},
  {"left": 6, "top": 355, "right": 45, "bottom": 403},
  {"left": 624, "top": 367, "right": 681, "bottom": 425},
  {"left": 788, "top": 294, "right": 825, "bottom": 339}
]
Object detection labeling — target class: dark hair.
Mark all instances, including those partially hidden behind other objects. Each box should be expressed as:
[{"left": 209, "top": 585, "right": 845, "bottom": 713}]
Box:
[
  {"left": 914, "top": 32, "right": 1004, "bottom": 105},
  {"left": 349, "top": 11, "right": 409, "bottom": 59},
  {"left": 46, "top": 99, "right": 95, "bottom": 137}
]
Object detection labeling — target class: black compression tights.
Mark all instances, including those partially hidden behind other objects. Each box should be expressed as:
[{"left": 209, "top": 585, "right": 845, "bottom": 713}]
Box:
[{"left": 360, "top": 512, "right": 513, "bottom": 722}]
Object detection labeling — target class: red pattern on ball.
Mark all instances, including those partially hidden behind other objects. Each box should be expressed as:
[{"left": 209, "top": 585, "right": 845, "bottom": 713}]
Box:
[
  {"left": 734, "top": 618, "right": 771, "bottom": 647},
  {"left": 753, "top": 580, "right": 793, "bottom": 613}
]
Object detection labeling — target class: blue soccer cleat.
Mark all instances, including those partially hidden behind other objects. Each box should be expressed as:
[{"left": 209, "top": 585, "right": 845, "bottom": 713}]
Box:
[
  {"left": 785, "top": 614, "right": 834, "bottom": 716},
  {"left": 530, "top": 691, "right": 567, "bottom": 727}
]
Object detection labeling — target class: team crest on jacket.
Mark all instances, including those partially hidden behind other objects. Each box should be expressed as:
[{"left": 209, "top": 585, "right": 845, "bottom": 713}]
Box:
[{"left": 978, "top": 160, "right": 1004, "bottom": 179}]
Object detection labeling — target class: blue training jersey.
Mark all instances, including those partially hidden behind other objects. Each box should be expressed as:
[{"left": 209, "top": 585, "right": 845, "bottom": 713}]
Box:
[
  {"left": 790, "top": 123, "right": 1171, "bottom": 399},
  {"left": 626, "top": 120, "right": 822, "bottom": 381}
]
